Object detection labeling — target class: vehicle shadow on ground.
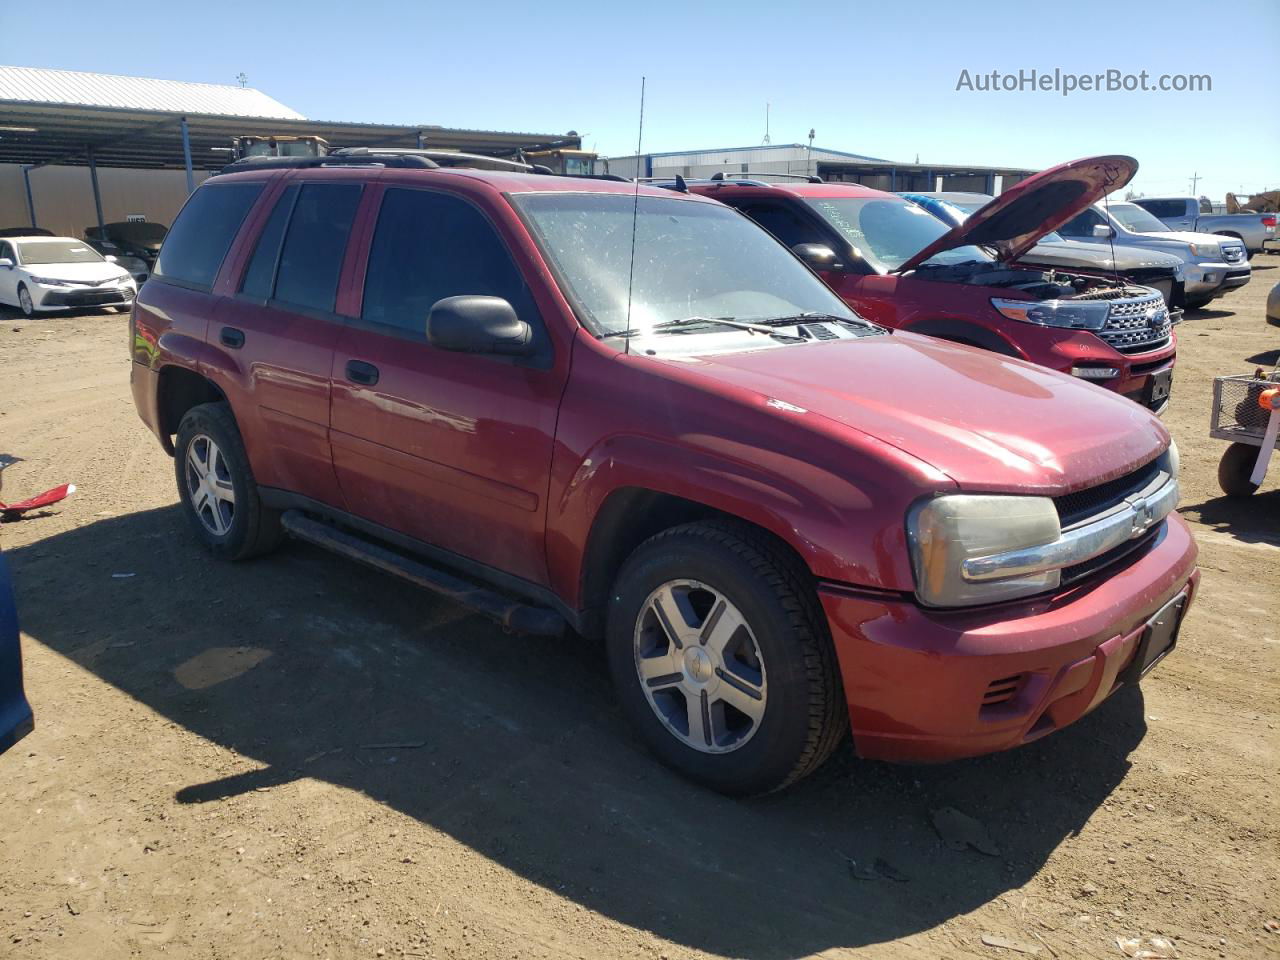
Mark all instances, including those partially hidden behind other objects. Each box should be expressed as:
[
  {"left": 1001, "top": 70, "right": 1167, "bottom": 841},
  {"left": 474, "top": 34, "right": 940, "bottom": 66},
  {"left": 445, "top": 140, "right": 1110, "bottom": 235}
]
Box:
[
  {"left": 8, "top": 506, "right": 1148, "bottom": 959},
  {"left": 1181, "top": 492, "right": 1280, "bottom": 545},
  {"left": 1245, "top": 349, "right": 1279, "bottom": 366}
]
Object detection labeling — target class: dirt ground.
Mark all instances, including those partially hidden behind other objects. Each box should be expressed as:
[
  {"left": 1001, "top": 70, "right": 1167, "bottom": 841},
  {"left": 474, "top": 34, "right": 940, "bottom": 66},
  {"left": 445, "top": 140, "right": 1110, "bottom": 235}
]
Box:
[{"left": 0, "top": 264, "right": 1277, "bottom": 960}]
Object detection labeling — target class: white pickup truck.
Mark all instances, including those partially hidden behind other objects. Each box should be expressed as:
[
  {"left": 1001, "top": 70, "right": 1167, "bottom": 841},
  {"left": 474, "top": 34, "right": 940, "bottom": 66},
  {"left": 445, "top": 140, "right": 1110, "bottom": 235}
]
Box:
[{"left": 1131, "top": 197, "right": 1275, "bottom": 257}]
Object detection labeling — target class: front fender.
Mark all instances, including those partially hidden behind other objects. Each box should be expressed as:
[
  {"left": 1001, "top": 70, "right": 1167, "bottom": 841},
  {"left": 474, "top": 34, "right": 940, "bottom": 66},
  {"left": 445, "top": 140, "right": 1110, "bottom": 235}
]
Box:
[{"left": 545, "top": 429, "right": 929, "bottom": 611}]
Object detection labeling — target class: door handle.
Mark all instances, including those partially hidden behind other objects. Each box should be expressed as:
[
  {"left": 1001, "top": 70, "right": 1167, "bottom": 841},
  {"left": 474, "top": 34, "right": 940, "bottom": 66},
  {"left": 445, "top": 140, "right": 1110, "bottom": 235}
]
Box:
[
  {"left": 220, "top": 327, "right": 245, "bottom": 349},
  {"left": 345, "top": 359, "right": 380, "bottom": 386}
]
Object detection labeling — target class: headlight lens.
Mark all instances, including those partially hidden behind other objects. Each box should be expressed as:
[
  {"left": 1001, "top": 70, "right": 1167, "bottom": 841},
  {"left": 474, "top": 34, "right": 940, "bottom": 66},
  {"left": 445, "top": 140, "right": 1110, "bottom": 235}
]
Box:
[
  {"left": 991, "top": 297, "right": 1111, "bottom": 331},
  {"left": 29, "top": 276, "right": 69, "bottom": 287},
  {"left": 907, "top": 495, "right": 1062, "bottom": 607},
  {"left": 1187, "top": 242, "right": 1220, "bottom": 258}
]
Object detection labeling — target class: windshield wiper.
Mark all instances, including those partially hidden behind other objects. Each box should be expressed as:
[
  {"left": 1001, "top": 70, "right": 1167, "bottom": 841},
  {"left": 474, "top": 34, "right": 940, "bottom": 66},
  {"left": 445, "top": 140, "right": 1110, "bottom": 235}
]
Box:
[
  {"left": 751, "top": 312, "right": 886, "bottom": 333},
  {"left": 605, "top": 316, "right": 805, "bottom": 343}
]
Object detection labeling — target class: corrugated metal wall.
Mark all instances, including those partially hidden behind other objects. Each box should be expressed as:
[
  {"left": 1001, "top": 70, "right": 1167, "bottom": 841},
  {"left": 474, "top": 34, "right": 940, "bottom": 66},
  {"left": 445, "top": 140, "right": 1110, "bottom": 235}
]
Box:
[{"left": 0, "top": 163, "right": 211, "bottom": 238}]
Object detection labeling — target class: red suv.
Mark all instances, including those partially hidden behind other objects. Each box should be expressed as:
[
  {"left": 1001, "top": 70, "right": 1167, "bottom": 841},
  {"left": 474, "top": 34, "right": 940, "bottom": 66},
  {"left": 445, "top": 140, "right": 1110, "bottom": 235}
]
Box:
[
  {"left": 685, "top": 156, "right": 1178, "bottom": 414},
  {"left": 130, "top": 151, "right": 1198, "bottom": 794}
]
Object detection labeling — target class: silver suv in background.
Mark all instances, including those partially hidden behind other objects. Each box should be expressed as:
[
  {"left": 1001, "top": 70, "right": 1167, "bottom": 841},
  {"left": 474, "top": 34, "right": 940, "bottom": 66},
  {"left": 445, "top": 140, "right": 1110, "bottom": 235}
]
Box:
[
  {"left": 1130, "top": 196, "right": 1273, "bottom": 257},
  {"left": 1058, "top": 201, "right": 1251, "bottom": 309}
]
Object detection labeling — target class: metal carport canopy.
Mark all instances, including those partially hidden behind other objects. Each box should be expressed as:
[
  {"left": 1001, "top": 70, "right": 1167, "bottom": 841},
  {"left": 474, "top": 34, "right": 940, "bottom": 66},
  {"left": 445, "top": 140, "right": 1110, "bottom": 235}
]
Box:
[{"left": 0, "top": 101, "right": 580, "bottom": 171}]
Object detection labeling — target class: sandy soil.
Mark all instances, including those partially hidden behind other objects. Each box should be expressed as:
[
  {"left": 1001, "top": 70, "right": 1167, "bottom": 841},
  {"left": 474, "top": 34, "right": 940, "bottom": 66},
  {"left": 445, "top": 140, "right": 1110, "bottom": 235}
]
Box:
[{"left": 0, "top": 265, "right": 1277, "bottom": 960}]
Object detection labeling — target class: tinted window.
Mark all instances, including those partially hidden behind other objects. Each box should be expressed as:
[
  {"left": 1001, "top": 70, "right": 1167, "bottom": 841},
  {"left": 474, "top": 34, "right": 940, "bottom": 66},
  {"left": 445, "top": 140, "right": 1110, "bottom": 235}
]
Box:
[
  {"left": 363, "top": 189, "right": 537, "bottom": 334},
  {"left": 0, "top": 241, "right": 12, "bottom": 261},
  {"left": 737, "top": 202, "right": 822, "bottom": 249},
  {"left": 274, "top": 183, "right": 362, "bottom": 313},
  {"left": 154, "top": 183, "right": 263, "bottom": 287},
  {"left": 240, "top": 184, "right": 298, "bottom": 299},
  {"left": 1058, "top": 208, "right": 1105, "bottom": 237},
  {"left": 1138, "top": 199, "right": 1183, "bottom": 219}
]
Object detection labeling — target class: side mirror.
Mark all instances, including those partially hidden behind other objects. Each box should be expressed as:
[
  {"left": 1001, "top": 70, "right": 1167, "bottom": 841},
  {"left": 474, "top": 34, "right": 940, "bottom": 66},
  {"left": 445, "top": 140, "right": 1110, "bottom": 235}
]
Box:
[
  {"left": 792, "top": 243, "right": 841, "bottom": 269},
  {"left": 104, "top": 254, "right": 118, "bottom": 262},
  {"left": 1092, "top": 224, "right": 1115, "bottom": 238},
  {"left": 0, "top": 258, "right": 13, "bottom": 269},
  {"left": 426, "top": 296, "right": 533, "bottom": 357}
]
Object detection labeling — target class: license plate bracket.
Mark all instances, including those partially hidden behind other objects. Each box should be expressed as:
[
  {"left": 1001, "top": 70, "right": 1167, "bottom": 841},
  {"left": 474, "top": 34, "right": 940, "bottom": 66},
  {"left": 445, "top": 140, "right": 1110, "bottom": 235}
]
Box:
[
  {"left": 1147, "top": 369, "right": 1173, "bottom": 406},
  {"left": 1122, "top": 593, "right": 1186, "bottom": 683}
]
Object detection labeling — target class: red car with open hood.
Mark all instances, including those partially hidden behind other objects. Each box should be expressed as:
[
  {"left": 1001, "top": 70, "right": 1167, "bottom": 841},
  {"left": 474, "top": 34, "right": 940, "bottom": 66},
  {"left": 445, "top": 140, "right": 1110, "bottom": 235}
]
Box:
[{"left": 686, "top": 156, "right": 1178, "bottom": 414}]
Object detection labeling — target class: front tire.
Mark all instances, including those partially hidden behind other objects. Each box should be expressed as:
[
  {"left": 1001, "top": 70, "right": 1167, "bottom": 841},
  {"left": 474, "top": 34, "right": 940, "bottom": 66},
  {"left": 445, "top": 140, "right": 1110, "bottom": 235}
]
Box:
[
  {"left": 17, "top": 284, "right": 34, "bottom": 317},
  {"left": 606, "top": 521, "right": 847, "bottom": 795},
  {"left": 1218, "top": 443, "right": 1261, "bottom": 497},
  {"left": 174, "top": 402, "right": 282, "bottom": 560}
]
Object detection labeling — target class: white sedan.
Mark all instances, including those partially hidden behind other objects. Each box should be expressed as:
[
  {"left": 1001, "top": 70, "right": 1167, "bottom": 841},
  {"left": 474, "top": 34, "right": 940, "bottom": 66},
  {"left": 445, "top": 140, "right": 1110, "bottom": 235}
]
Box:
[{"left": 0, "top": 235, "right": 137, "bottom": 317}]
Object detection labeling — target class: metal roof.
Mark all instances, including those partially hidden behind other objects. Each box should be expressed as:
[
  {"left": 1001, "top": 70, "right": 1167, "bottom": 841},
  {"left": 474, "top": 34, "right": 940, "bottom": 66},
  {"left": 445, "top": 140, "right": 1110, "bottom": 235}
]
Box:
[
  {"left": 0, "top": 65, "right": 305, "bottom": 120},
  {"left": 0, "top": 66, "right": 580, "bottom": 171},
  {"left": 616, "top": 143, "right": 892, "bottom": 163}
]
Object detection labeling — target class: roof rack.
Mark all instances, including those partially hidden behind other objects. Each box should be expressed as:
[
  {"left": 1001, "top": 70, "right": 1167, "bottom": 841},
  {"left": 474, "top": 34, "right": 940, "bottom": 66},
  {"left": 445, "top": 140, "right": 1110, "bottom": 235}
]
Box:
[
  {"left": 218, "top": 152, "right": 439, "bottom": 174},
  {"left": 710, "top": 171, "right": 824, "bottom": 184},
  {"left": 333, "top": 147, "right": 553, "bottom": 174},
  {"left": 217, "top": 146, "right": 622, "bottom": 181}
]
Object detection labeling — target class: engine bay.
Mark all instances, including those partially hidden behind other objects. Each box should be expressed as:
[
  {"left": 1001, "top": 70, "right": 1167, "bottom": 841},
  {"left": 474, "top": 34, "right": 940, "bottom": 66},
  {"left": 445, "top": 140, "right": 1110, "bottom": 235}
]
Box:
[{"left": 912, "top": 262, "right": 1152, "bottom": 302}]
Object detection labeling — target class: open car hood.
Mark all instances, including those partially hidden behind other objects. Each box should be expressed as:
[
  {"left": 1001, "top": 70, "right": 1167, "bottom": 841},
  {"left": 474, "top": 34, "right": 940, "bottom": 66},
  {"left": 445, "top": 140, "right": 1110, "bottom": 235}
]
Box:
[{"left": 895, "top": 155, "right": 1137, "bottom": 273}]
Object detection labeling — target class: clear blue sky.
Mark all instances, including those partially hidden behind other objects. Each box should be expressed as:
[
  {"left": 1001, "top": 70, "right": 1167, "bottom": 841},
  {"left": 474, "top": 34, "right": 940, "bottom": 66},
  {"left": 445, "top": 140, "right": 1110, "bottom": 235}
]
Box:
[{"left": 3, "top": 0, "right": 1277, "bottom": 201}]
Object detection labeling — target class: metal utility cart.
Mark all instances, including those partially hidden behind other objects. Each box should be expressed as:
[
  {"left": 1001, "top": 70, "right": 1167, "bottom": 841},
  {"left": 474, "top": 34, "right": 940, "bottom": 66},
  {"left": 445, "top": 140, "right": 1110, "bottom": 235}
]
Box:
[{"left": 1211, "top": 368, "right": 1280, "bottom": 496}]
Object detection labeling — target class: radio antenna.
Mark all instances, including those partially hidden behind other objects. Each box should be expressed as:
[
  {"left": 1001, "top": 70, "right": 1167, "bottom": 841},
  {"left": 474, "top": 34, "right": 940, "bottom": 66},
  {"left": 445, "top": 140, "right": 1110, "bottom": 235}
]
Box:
[{"left": 623, "top": 76, "right": 646, "bottom": 357}]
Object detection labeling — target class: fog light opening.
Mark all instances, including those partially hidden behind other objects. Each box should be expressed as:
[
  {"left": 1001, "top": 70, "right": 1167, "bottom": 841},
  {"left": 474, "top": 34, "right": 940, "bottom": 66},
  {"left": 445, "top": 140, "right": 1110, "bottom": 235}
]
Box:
[{"left": 1071, "top": 366, "right": 1120, "bottom": 380}]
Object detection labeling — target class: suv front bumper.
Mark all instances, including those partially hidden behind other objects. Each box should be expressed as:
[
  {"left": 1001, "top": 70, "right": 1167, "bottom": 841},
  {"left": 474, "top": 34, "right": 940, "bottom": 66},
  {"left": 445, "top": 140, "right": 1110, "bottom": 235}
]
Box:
[
  {"left": 818, "top": 513, "right": 1198, "bottom": 763},
  {"left": 1184, "top": 259, "right": 1250, "bottom": 298}
]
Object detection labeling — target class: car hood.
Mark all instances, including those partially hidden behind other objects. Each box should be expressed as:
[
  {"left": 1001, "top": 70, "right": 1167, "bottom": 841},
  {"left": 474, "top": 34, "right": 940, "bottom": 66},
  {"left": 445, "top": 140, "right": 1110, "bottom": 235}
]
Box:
[
  {"left": 897, "top": 155, "right": 1138, "bottom": 273},
  {"left": 1135, "top": 229, "right": 1245, "bottom": 249},
  {"left": 683, "top": 332, "right": 1167, "bottom": 492},
  {"left": 1022, "top": 239, "right": 1184, "bottom": 272},
  {"left": 23, "top": 261, "right": 130, "bottom": 283}
]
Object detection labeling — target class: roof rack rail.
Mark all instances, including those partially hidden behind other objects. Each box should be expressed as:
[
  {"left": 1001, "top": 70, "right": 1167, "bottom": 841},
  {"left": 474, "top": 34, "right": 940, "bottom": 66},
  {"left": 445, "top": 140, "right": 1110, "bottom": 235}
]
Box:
[
  {"left": 332, "top": 147, "right": 554, "bottom": 174},
  {"left": 710, "top": 171, "right": 824, "bottom": 183},
  {"left": 218, "top": 153, "right": 439, "bottom": 175}
]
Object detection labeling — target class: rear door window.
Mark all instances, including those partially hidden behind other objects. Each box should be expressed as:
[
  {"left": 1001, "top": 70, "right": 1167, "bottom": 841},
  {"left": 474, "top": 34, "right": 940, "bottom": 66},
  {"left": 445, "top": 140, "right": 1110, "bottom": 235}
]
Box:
[
  {"left": 240, "top": 184, "right": 299, "bottom": 300},
  {"left": 361, "top": 188, "right": 539, "bottom": 337},
  {"left": 154, "top": 182, "right": 263, "bottom": 288},
  {"left": 273, "top": 183, "right": 362, "bottom": 313}
]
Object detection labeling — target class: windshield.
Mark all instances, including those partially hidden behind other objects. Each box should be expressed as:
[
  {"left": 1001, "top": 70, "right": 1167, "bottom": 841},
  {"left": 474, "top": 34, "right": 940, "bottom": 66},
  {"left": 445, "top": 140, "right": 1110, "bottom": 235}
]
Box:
[
  {"left": 806, "top": 196, "right": 991, "bottom": 271},
  {"left": 512, "top": 193, "right": 858, "bottom": 337},
  {"left": 1108, "top": 204, "right": 1170, "bottom": 233},
  {"left": 17, "top": 241, "right": 104, "bottom": 265}
]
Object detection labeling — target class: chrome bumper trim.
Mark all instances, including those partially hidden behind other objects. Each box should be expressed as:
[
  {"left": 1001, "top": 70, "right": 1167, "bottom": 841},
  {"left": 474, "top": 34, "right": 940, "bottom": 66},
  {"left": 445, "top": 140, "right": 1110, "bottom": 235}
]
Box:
[{"left": 962, "top": 474, "right": 1178, "bottom": 583}]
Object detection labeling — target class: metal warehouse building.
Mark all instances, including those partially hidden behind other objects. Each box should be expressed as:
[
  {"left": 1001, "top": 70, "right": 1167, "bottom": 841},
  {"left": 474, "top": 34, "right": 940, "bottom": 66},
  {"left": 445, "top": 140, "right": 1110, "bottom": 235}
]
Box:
[
  {"left": 604, "top": 143, "right": 1037, "bottom": 194},
  {"left": 0, "top": 65, "right": 580, "bottom": 239}
]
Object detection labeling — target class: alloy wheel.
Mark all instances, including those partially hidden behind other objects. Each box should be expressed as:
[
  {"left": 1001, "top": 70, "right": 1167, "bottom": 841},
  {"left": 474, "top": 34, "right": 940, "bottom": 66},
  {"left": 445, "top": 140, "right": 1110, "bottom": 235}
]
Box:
[
  {"left": 184, "top": 434, "right": 236, "bottom": 536},
  {"left": 18, "top": 286, "right": 33, "bottom": 317},
  {"left": 633, "top": 579, "right": 767, "bottom": 754}
]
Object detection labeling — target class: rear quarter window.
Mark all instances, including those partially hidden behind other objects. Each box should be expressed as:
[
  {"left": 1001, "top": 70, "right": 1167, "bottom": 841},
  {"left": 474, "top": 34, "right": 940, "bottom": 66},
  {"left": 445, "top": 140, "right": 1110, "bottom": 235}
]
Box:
[{"left": 154, "top": 182, "right": 264, "bottom": 289}]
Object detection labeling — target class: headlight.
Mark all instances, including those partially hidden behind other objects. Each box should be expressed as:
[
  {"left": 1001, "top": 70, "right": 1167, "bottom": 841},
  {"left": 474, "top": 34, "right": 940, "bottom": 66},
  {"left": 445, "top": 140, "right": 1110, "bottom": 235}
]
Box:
[
  {"left": 1186, "top": 242, "right": 1220, "bottom": 258},
  {"left": 907, "top": 495, "right": 1062, "bottom": 607},
  {"left": 991, "top": 297, "right": 1111, "bottom": 331},
  {"left": 29, "top": 276, "right": 69, "bottom": 287}
]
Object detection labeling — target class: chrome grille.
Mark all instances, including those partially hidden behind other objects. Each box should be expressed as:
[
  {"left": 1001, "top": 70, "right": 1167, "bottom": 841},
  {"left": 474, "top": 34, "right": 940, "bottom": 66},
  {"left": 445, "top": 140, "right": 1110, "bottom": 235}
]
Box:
[
  {"left": 1099, "top": 292, "right": 1171, "bottom": 354},
  {"left": 1222, "top": 244, "right": 1245, "bottom": 264}
]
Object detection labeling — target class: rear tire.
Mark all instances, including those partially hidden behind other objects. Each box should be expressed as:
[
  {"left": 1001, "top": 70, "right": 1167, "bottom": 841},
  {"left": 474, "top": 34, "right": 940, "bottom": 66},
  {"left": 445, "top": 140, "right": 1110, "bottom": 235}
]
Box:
[
  {"left": 174, "top": 402, "right": 282, "bottom": 560},
  {"left": 606, "top": 520, "right": 847, "bottom": 795},
  {"left": 1217, "top": 443, "right": 1261, "bottom": 497}
]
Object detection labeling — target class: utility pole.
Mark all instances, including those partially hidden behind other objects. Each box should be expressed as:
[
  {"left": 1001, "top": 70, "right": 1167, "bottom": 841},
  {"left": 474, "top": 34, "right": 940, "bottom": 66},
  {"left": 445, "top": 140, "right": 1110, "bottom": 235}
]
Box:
[
  {"left": 806, "top": 128, "right": 815, "bottom": 176},
  {"left": 236, "top": 72, "right": 248, "bottom": 88},
  {"left": 1189, "top": 171, "right": 1200, "bottom": 195},
  {"left": 762, "top": 103, "right": 771, "bottom": 145}
]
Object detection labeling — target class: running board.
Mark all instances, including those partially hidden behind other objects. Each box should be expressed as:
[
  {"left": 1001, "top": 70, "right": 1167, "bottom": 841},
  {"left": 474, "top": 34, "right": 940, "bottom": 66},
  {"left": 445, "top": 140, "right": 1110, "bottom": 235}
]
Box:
[{"left": 279, "top": 510, "right": 565, "bottom": 637}]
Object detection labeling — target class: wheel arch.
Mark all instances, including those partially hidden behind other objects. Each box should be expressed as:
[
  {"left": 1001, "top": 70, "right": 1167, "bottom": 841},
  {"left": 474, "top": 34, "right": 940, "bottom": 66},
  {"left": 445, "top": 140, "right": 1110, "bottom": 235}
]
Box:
[
  {"left": 156, "top": 366, "right": 227, "bottom": 455},
  {"left": 576, "top": 487, "right": 815, "bottom": 638}
]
